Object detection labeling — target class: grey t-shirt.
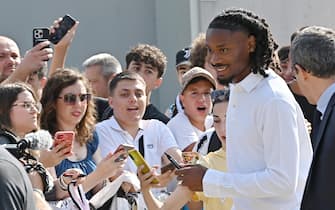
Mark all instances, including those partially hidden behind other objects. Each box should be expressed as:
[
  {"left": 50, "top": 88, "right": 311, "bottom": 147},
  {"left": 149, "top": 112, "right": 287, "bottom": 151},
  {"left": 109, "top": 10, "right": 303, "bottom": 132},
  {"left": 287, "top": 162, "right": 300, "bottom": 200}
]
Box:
[{"left": 0, "top": 147, "right": 36, "bottom": 210}]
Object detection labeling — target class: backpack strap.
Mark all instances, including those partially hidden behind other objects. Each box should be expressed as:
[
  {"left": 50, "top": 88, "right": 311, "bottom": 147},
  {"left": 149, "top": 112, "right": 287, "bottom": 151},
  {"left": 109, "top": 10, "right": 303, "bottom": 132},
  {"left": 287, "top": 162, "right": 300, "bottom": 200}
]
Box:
[{"left": 138, "top": 135, "right": 144, "bottom": 158}]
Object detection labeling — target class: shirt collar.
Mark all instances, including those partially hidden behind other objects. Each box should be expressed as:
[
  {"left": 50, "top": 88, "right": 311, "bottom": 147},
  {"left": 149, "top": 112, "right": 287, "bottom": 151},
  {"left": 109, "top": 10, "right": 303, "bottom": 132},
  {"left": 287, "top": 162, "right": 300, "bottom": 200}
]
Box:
[
  {"left": 317, "top": 82, "right": 335, "bottom": 116},
  {"left": 233, "top": 71, "right": 264, "bottom": 93},
  {"left": 109, "top": 116, "right": 144, "bottom": 132}
]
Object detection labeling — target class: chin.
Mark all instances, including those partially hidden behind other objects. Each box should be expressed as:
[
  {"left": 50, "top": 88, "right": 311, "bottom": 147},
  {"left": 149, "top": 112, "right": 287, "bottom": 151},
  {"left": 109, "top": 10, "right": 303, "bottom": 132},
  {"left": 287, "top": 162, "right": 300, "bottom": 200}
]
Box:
[{"left": 217, "top": 76, "right": 233, "bottom": 86}]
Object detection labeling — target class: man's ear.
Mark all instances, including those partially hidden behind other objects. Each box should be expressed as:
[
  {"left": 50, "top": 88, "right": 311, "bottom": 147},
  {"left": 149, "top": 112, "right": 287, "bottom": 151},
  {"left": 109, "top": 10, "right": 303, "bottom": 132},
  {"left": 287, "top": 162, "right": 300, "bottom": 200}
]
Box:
[
  {"left": 108, "top": 97, "right": 114, "bottom": 108},
  {"left": 40, "top": 77, "right": 48, "bottom": 88},
  {"left": 247, "top": 35, "right": 256, "bottom": 53},
  {"left": 295, "top": 64, "right": 309, "bottom": 80},
  {"left": 153, "top": 77, "right": 163, "bottom": 89}
]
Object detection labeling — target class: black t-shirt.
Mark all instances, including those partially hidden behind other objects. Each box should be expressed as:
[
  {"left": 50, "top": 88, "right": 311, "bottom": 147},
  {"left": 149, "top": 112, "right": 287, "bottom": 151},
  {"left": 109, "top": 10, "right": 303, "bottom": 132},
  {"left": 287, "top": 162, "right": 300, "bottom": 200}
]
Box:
[
  {"left": 293, "top": 92, "right": 316, "bottom": 124},
  {"left": 101, "top": 103, "right": 170, "bottom": 124},
  {"left": 0, "top": 147, "right": 36, "bottom": 210}
]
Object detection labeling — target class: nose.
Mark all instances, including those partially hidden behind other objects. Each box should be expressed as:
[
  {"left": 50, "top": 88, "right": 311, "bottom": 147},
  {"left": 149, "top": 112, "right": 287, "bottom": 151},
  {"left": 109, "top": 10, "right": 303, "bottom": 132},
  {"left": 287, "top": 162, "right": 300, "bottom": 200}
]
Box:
[
  {"left": 128, "top": 93, "right": 137, "bottom": 103},
  {"left": 209, "top": 52, "right": 220, "bottom": 67}
]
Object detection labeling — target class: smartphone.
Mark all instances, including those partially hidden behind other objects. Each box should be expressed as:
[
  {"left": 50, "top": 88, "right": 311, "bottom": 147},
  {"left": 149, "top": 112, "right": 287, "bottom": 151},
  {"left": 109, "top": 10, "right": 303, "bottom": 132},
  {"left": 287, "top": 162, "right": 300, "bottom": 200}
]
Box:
[
  {"left": 49, "top": 14, "right": 76, "bottom": 44},
  {"left": 114, "top": 144, "right": 135, "bottom": 162},
  {"left": 54, "top": 131, "right": 75, "bottom": 149},
  {"left": 164, "top": 152, "right": 182, "bottom": 169},
  {"left": 33, "top": 28, "right": 50, "bottom": 47},
  {"left": 128, "top": 149, "right": 159, "bottom": 184}
]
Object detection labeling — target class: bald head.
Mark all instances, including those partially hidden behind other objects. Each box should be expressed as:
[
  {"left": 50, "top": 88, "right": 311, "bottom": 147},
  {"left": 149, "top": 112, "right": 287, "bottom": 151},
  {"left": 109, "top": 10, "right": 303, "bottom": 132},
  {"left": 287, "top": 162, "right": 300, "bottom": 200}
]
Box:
[{"left": 0, "top": 36, "right": 21, "bottom": 82}]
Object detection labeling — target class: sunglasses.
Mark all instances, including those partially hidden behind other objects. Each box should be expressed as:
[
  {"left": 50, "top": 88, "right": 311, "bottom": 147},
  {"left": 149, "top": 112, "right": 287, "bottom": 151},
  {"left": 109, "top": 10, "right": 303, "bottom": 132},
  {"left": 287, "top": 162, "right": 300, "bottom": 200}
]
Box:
[{"left": 58, "top": 93, "right": 92, "bottom": 105}]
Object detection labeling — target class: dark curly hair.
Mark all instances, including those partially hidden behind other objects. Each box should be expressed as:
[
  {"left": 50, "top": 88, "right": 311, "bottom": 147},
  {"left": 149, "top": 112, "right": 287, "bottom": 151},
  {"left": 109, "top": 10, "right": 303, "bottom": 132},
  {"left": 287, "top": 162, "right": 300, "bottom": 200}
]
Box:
[
  {"left": 208, "top": 8, "right": 278, "bottom": 77},
  {"left": 125, "top": 44, "right": 167, "bottom": 78}
]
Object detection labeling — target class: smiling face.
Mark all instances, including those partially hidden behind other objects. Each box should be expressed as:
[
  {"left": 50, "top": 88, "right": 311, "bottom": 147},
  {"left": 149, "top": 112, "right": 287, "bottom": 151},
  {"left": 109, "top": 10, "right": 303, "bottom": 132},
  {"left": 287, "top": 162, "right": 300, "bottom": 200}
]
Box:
[
  {"left": 212, "top": 101, "right": 228, "bottom": 144},
  {"left": 180, "top": 79, "right": 213, "bottom": 130},
  {"left": 56, "top": 80, "right": 89, "bottom": 129},
  {"left": 109, "top": 79, "right": 146, "bottom": 128},
  {"left": 10, "top": 90, "right": 39, "bottom": 137},
  {"left": 206, "top": 28, "right": 255, "bottom": 85}
]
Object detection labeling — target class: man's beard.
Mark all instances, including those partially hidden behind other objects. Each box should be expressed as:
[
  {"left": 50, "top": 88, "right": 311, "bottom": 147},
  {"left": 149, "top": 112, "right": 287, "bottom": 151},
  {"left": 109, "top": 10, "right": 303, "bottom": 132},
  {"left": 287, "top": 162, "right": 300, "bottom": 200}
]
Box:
[{"left": 217, "top": 76, "right": 233, "bottom": 86}]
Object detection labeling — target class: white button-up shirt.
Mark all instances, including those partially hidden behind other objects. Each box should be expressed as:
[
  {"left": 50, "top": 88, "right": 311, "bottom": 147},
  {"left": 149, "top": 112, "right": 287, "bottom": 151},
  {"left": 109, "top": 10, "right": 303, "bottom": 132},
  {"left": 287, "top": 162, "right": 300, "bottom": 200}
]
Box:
[
  {"left": 96, "top": 116, "right": 179, "bottom": 173},
  {"left": 203, "top": 70, "right": 313, "bottom": 210}
]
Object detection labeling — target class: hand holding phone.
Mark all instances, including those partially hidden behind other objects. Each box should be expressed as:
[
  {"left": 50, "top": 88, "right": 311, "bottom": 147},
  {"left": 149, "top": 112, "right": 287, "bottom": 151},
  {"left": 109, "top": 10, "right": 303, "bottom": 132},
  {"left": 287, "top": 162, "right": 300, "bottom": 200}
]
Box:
[
  {"left": 164, "top": 152, "right": 182, "bottom": 169},
  {"left": 54, "top": 131, "right": 75, "bottom": 154},
  {"left": 49, "top": 14, "right": 76, "bottom": 44},
  {"left": 33, "top": 28, "right": 50, "bottom": 47},
  {"left": 128, "top": 149, "right": 159, "bottom": 184},
  {"left": 114, "top": 144, "right": 134, "bottom": 162}
]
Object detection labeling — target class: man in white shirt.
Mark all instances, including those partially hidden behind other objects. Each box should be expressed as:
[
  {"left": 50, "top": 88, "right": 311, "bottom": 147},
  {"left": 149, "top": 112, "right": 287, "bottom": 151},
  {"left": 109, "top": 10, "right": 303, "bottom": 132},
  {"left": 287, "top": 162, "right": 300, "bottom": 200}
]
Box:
[
  {"left": 95, "top": 71, "right": 182, "bottom": 176},
  {"left": 176, "top": 8, "right": 313, "bottom": 210}
]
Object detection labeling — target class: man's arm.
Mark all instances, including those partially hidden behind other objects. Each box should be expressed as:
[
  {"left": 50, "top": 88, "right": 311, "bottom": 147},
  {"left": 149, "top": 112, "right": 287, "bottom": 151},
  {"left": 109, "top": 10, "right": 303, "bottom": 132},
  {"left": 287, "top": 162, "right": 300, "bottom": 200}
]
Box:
[
  {"left": 178, "top": 99, "right": 311, "bottom": 198},
  {"left": 1, "top": 41, "right": 52, "bottom": 84}
]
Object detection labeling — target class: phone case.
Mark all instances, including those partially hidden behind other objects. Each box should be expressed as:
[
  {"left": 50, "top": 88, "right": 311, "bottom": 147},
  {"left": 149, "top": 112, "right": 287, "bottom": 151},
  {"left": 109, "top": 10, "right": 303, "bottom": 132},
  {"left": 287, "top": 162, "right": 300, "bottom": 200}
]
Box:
[
  {"left": 128, "top": 149, "right": 159, "bottom": 184},
  {"left": 49, "top": 14, "right": 76, "bottom": 44},
  {"left": 33, "top": 28, "right": 49, "bottom": 47},
  {"left": 54, "top": 131, "right": 75, "bottom": 147}
]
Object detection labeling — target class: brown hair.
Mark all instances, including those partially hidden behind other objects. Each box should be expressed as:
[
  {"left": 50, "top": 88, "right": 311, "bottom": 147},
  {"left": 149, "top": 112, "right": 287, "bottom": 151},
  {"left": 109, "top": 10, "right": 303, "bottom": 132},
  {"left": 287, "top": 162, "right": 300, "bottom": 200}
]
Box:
[
  {"left": 125, "top": 44, "right": 167, "bottom": 78},
  {"left": 40, "top": 68, "right": 96, "bottom": 145}
]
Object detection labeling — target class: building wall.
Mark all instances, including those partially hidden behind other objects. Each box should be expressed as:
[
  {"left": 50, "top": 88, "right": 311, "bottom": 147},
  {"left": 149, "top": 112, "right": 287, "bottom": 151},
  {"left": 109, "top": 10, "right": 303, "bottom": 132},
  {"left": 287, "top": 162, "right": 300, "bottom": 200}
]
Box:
[{"left": 1, "top": 0, "right": 335, "bottom": 111}]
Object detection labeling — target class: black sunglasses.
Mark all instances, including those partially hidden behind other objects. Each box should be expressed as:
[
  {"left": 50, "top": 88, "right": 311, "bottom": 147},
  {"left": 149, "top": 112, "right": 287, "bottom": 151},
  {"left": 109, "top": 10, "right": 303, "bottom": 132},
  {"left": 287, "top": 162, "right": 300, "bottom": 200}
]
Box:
[{"left": 58, "top": 93, "right": 92, "bottom": 105}]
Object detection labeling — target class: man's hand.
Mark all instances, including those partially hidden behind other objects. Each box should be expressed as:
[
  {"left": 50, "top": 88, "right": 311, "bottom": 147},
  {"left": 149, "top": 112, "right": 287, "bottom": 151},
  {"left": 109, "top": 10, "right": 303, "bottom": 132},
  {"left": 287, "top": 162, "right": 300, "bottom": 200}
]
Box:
[{"left": 175, "top": 164, "right": 208, "bottom": 192}]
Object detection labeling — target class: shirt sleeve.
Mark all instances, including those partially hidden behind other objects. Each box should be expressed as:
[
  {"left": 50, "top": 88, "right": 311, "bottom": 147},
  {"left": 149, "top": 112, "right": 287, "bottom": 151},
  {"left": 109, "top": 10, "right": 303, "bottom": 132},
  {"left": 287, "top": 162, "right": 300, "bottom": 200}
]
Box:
[
  {"left": 167, "top": 114, "right": 199, "bottom": 150},
  {"left": 203, "top": 99, "right": 303, "bottom": 198}
]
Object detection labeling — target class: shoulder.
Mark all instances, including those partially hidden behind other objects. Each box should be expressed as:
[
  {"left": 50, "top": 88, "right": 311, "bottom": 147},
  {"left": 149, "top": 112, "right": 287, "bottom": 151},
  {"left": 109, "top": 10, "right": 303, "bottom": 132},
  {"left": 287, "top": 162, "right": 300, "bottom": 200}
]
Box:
[{"left": 144, "top": 104, "right": 170, "bottom": 124}]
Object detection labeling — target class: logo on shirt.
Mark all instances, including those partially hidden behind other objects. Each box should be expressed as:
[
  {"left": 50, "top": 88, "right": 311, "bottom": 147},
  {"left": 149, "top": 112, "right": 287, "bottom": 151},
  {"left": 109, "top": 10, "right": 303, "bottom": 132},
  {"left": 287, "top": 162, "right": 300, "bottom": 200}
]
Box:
[{"left": 146, "top": 144, "right": 154, "bottom": 149}]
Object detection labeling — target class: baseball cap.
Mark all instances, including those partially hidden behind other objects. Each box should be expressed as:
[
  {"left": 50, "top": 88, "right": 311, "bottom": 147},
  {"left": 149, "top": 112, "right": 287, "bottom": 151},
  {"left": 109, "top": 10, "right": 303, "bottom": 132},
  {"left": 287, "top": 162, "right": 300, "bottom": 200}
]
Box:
[
  {"left": 181, "top": 67, "right": 217, "bottom": 93},
  {"left": 176, "top": 47, "right": 191, "bottom": 67}
]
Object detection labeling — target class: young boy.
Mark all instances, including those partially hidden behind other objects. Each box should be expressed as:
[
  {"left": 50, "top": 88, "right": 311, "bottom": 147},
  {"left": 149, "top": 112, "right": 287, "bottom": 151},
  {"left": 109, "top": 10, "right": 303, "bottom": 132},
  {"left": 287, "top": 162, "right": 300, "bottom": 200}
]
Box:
[{"left": 167, "top": 67, "right": 216, "bottom": 151}]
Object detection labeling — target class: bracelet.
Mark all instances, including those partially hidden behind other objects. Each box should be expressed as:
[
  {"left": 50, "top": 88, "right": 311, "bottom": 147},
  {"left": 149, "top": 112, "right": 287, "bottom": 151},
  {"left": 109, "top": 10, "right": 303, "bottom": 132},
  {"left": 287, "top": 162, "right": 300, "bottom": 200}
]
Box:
[{"left": 59, "top": 175, "right": 68, "bottom": 191}]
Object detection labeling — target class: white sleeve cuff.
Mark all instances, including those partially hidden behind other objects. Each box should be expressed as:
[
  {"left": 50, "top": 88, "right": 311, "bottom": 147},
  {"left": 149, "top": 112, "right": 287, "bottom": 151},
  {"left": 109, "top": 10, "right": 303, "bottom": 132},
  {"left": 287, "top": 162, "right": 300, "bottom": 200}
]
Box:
[{"left": 203, "top": 169, "right": 231, "bottom": 198}]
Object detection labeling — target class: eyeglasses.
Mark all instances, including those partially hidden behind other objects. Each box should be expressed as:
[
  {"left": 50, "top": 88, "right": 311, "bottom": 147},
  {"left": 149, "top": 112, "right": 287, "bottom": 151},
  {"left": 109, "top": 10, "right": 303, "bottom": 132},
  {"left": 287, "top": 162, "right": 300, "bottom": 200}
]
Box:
[
  {"left": 58, "top": 93, "right": 92, "bottom": 105},
  {"left": 12, "top": 101, "right": 41, "bottom": 112}
]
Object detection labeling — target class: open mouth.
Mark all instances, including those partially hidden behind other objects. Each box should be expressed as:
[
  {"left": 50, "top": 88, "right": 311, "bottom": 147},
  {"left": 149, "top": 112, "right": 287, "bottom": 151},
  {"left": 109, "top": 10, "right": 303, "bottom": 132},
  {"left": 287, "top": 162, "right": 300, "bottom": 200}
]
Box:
[
  {"left": 215, "top": 65, "right": 228, "bottom": 72},
  {"left": 127, "top": 107, "right": 139, "bottom": 111},
  {"left": 197, "top": 106, "right": 207, "bottom": 111}
]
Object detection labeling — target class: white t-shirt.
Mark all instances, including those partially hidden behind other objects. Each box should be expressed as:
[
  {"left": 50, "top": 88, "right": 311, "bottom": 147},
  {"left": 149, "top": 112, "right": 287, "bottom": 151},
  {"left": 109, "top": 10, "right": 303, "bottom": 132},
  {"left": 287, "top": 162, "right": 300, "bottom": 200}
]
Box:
[
  {"left": 96, "top": 116, "right": 179, "bottom": 173},
  {"left": 167, "top": 112, "right": 213, "bottom": 150}
]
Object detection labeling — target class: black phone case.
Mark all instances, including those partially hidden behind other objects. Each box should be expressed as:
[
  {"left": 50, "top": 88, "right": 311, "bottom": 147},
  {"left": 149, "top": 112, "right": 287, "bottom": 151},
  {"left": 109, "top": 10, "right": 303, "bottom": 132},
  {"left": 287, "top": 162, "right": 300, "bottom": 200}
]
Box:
[
  {"left": 49, "top": 14, "right": 76, "bottom": 44},
  {"left": 33, "top": 28, "right": 49, "bottom": 47}
]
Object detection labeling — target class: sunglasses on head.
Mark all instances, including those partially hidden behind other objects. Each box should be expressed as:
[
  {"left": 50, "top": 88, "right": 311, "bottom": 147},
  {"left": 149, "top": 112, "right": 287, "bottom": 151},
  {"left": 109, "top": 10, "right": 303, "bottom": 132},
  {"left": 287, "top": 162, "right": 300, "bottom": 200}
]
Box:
[{"left": 58, "top": 93, "right": 92, "bottom": 105}]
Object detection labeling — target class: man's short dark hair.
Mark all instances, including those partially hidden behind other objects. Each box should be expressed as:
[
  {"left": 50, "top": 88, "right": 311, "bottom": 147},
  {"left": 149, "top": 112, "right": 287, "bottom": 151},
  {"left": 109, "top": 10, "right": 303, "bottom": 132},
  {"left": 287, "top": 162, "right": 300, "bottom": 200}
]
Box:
[{"left": 108, "top": 71, "right": 146, "bottom": 96}]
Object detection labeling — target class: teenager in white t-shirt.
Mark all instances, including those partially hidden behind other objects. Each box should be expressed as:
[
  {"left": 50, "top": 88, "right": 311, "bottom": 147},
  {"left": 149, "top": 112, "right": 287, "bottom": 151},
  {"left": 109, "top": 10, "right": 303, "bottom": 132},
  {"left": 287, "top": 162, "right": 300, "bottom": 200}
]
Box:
[{"left": 167, "top": 67, "right": 216, "bottom": 151}]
